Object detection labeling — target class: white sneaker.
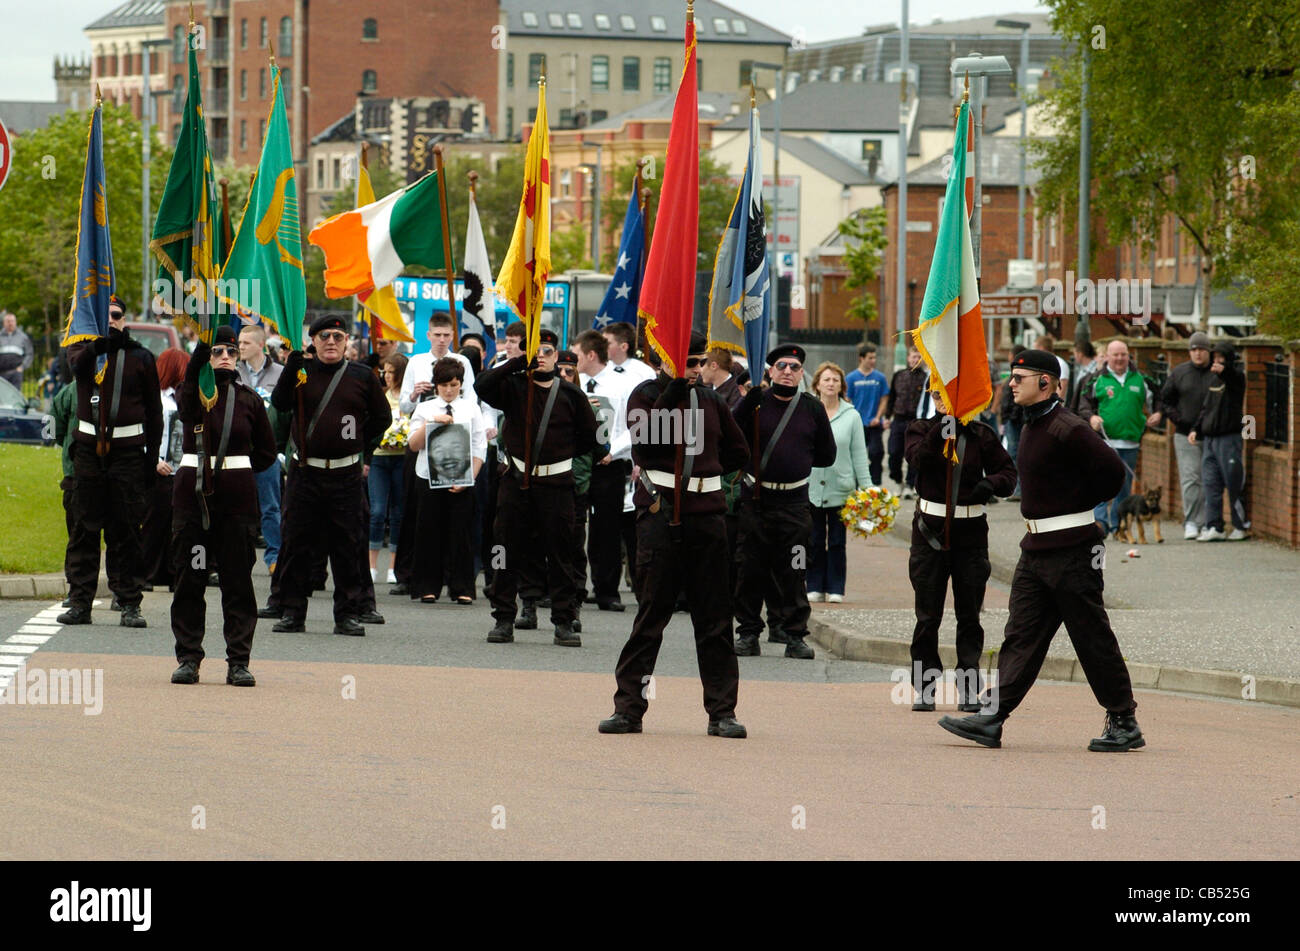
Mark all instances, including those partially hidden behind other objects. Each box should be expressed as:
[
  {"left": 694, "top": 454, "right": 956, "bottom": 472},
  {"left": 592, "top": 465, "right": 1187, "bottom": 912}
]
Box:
[
  {"left": 807, "top": 591, "right": 824, "bottom": 602},
  {"left": 827, "top": 594, "right": 844, "bottom": 603},
  {"left": 1183, "top": 522, "right": 1199, "bottom": 540},
  {"left": 386, "top": 569, "right": 397, "bottom": 583},
  {"left": 1227, "top": 528, "right": 1250, "bottom": 541},
  {"left": 1197, "top": 527, "right": 1227, "bottom": 542},
  {"left": 370, "top": 567, "right": 378, "bottom": 581}
]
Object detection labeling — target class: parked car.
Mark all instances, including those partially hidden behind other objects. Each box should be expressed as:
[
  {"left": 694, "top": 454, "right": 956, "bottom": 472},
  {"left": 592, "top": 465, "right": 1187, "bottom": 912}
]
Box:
[
  {"left": 125, "top": 321, "right": 183, "bottom": 357},
  {"left": 0, "top": 377, "right": 51, "bottom": 445}
]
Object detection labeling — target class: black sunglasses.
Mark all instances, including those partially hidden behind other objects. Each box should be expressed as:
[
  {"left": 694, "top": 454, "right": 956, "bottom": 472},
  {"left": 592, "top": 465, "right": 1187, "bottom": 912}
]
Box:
[
  {"left": 686, "top": 356, "right": 705, "bottom": 369},
  {"left": 211, "top": 345, "right": 238, "bottom": 356}
]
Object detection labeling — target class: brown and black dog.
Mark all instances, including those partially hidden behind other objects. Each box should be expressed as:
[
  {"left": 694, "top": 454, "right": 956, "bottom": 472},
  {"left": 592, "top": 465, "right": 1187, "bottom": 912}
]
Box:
[{"left": 1115, "top": 485, "right": 1164, "bottom": 544}]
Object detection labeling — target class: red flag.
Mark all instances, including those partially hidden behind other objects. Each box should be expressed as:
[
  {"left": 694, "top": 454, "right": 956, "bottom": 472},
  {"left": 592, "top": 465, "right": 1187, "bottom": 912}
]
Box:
[{"left": 637, "top": 14, "right": 697, "bottom": 378}]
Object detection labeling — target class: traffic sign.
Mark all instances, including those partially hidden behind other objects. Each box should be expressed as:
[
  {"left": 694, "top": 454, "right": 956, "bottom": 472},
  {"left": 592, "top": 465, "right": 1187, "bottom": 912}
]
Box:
[
  {"left": 982, "top": 293, "right": 1039, "bottom": 317},
  {"left": 0, "top": 116, "right": 11, "bottom": 194}
]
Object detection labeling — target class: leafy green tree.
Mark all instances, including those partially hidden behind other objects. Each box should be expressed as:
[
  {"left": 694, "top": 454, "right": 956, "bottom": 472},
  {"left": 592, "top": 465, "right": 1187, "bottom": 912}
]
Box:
[
  {"left": 549, "top": 221, "right": 592, "bottom": 274},
  {"left": 0, "top": 101, "right": 172, "bottom": 349},
  {"left": 837, "top": 206, "right": 889, "bottom": 326}
]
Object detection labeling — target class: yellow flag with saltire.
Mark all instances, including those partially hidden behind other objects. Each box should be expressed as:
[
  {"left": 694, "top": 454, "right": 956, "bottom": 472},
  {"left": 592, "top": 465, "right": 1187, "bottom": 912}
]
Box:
[{"left": 495, "top": 79, "right": 550, "bottom": 360}]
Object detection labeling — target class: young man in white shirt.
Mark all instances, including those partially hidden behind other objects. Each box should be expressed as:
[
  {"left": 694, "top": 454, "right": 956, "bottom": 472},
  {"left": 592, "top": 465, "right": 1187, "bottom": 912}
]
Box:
[
  {"left": 399, "top": 313, "right": 477, "bottom": 415},
  {"left": 601, "top": 321, "right": 655, "bottom": 385}
]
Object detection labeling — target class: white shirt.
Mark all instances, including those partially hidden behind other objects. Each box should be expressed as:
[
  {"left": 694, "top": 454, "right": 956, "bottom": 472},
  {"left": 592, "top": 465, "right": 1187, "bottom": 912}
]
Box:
[
  {"left": 399, "top": 350, "right": 477, "bottom": 415},
  {"left": 408, "top": 394, "right": 487, "bottom": 483},
  {"left": 578, "top": 362, "right": 635, "bottom": 461},
  {"left": 609, "top": 355, "right": 655, "bottom": 385}
]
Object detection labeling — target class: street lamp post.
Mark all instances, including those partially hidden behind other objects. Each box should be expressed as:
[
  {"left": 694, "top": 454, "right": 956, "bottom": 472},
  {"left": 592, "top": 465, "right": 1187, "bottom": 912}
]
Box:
[
  {"left": 995, "top": 19, "right": 1031, "bottom": 266},
  {"left": 896, "top": 0, "right": 911, "bottom": 373}
]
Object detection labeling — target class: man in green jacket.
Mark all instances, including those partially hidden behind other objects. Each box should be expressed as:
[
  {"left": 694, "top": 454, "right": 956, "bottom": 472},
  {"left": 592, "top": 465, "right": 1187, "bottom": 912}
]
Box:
[{"left": 1080, "top": 340, "right": 1161, "bottom": 535}]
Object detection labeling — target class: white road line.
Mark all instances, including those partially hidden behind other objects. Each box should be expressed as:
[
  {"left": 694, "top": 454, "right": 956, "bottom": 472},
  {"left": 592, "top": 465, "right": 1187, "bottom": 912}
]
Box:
[
  {"left": 17, "top": 626, "right": 59, "bottom": 635},
  {"left": 10, "top": 634, "right": 52, "bottom": 644},
  {"left": 0, "top": 645, "right": 40, "bottom": 655}
]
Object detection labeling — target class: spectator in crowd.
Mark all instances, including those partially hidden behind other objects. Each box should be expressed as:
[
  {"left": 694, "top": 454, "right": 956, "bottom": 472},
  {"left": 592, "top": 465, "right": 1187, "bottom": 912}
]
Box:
[
  {"left": 237, "top": 323, "right": 284, "bottom": 574},
  {"left": 699, "top": 347, "right": 743, "bottom": 410},
  {"left": 1160, "top": 332, "right": 1214, "bottom": 539},
  {"left": 369, "top": 353, "right": 409, "bottom": 583},
  {"left": 844, "top": 342, "right": 888, "bottom": 486},
  {"left": 884, "top": 346, "right": 929, "bottom": 499},
  {"left": 39, "top": 357, "right": 61, "bottom": 408},
  {"left": 1067, "top": 340, "right": 1102, "bottom": 416},
  {"left": 0, "top": 310, "right": 34, "bottom": 390},
  {"left": 1034, "top": 334, "right": 1070, "bottom": 399},
  {"left": 142, "top": 348, "right": 189, "bottom": 589},
  {"left": 1189, "top": 341, "right": 1249, "bottom": 542},
  {"left": 601, "top": 321, "right": 656, "bottom": 384},
  {"left": 807, "top": 362, "right": 872, "bottom": 603},
  {"left": 1081, "top": 340, "right": 1161, "bottom": 536}
]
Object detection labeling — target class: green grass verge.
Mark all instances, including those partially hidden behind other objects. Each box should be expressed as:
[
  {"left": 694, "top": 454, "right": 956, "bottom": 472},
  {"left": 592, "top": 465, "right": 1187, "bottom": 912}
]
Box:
[{"left": 0, "top": 443, "right": 66, "bottom": 574}]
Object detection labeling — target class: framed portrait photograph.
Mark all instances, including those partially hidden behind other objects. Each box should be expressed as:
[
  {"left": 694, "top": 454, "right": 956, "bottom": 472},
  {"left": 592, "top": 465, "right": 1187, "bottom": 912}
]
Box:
[{"left": 426, "top": 422, "right": 474, "bottom": 489}]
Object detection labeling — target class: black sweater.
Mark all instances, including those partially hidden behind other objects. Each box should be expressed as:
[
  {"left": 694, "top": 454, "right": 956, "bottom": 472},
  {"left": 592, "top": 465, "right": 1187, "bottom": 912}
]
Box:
[
  {"left": 1191, "top": 354, "right": 1245, "bottom": 438},
  {"left": 1016, "top": 396, "right": 1125, "bottom": 551},
  {"left": 72, "top": 329, "right": 162, "bottom": 457},
  {"left": 734, "top": 389, "right": 836, "bottom": 503},
  {"left": 1160, "top": 359, "right": 1214, "bottom": 435},
  {"left": 905, "top": 417, "right": 1017, "bottom": 548},
  {"left": 270, "top": 356, "right": 390, "bottom": 464}
]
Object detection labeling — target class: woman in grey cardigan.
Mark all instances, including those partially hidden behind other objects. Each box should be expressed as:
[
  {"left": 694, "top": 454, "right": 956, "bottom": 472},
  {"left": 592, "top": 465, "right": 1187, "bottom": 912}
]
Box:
[{"left": 807, "top": 362, "right": 874, "bottom": 602}]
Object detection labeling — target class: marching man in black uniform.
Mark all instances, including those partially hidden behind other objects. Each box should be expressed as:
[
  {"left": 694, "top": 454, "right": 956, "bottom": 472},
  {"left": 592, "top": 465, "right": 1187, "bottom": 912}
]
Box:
[
  {"left": 939, "top": 349, "right": 1146, "bottom": 751},
  {"left": 732, "top": 344, "right": 837, "bottom": 659},
  {"left": 600, "top": 332, "right": 751, "bottom": 738},
  {"left": 905, "top": 409, "right": 1017, "bottom": 711},
  {"left": 475, "top": 328, "right": 599, "bottom": 646},
  {"left": 169, "top": 326, "right": 277, "bottom": 685},
  {"left": 60, "top": 295, "right": 162, "bottom": 628},
  {"left": 270, "top": 316, "right": 390, "bottom": 636}
]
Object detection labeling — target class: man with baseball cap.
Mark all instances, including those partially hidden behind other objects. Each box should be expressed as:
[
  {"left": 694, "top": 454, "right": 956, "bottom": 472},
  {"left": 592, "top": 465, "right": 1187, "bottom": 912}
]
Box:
[
  {"left": 1160, "top": 332, "right": 1214, "bottom": 539},
  {"left": 939, "top": 349, "right": 1145, "bottom": 752}
]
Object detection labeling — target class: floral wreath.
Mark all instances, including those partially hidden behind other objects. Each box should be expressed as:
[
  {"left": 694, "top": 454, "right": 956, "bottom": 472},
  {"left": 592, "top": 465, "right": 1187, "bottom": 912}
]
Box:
[{"left": 840, "top": 485, "right": 901, "bottom": 538}]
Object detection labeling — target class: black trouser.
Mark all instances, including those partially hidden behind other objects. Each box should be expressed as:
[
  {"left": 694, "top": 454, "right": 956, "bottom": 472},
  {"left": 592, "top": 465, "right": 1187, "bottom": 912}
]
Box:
[
  {"left": 170, "top": 516, "right": 257, "bottom": 666},
  {"left": 411, "top": 484, "right": 476, "bottom": 599},
  {"left": 991, "top": 541, "right": 1136, "bottom": 718},
  {"left": 908, "top": 543, "right": 991, "bottom": 698},
  {"left": 479, "top": 446, "right": 500, "bottom": 588},
  {"left": 571, "top": 491, "right": 590, "bottom": 600},
  {"left": 277, "top": 465, "right": 369, "bottom": 622},
  {"left": 392, "top": 449, "right": 420, "bottom": 585},
  {"left": 587, "top": 459, "right": 630, "bottom": 602},
  {"left": 620, "top": 509, "right": 638, "bottom": 593},
  {"left": 357, "top": 477, "right": 376, "bottom": 611},
  {"left": 865, "top": 425, "right": 885, "bottom": 486},
  {"left": 488, "top": 476, "right": 577, "bottom": 624},
  {"left": 888, "top": 414, "right": 916, "bottom": 485},
  {"left": 517, "top": 516, "right": 548, "bottom": 602},
  {"left": 613, "top": 508, "right": 740, "bottom": 720},
  {"left": 66, "top": 443, "right": 148, "bottom": 610},
  {"left": 142, "top": 474, "right": 175, "bottom": 587},
  {"left": 734, "top": 498, "right": 812, "bottom": 640}
]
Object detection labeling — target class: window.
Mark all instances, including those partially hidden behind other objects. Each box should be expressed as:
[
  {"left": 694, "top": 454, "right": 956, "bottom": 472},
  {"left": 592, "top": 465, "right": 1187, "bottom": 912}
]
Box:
[
  {"left": 851, "top": 63, "right": 866, "bottom": 82},
  {"left": 650, "top": 16, "right": 666, "bottom": 32},
  {"left": 259, "top": 119, "right": 266, "bottom": 146},
  {"left": 560, "top": 168, "right": 571, "bottom": 196},
  {"left": 739, "top": 59, "right": 753, "bottom": 86},
  {"left": 260, "top": 17, "right": 268, "bottom": 48},
  {"left": 619, "top": 14, "right": 635, "bottom": 31},
  {"left": 623, "top": 56, "right": 640, "bottom": 91},
  {"left": 653, "top": 57, "right": 672, "bottom": 92},
  {"left": 239, "top": 69, "right": 247, "bottom": 100},
  {"left": 240, "top": 120, "right": 247, "bottom": 151},
  {"left": 594, "top": 13, "right": 610, "bottom": 30},
  {"left": 171, "top": 73, "right": 184, "bottom": 109},
  {"left": 172, "top": 26, "right": 185, "bottom": 60},
  {"left": 172, "top": 122, "right": 180, "bottom": 142},
  {"left": 281, "top": 68, "right": 290, "bottom": 97},
  {"left": 785, "top": 71, "right": 800, "bottom": 93},
  {"left": 559, "top": 108, "right": 574, "bottom": 128},
  {"left": 521, "top": 11, "right": 537, "bottom": 27},
  {"left": 1022, "top": 65, "right": 1046, "bottom": 98},
  {"left": 713, "top": 18, "right": 729, "bottom": 33},
  {"left": 528, "top": 107, "right": 537, "bottom": 122},
  {"left": 506, "top": 106, "right": 514, "bottom": 138},
  {"left": 259, "top": 67, "right": 266, "bottom": 98},
  {"left": 808, "top": 68, "right": 822, "bottom": 82},
  {"left": 507, "top": 52, "right": 515, "bottom": 88},
  {"left": 732, "top": 19, "right": 747, "bottom": 34},
  {"left": 590, "top": 109, "right": 607, "bottom": 123},
  {"left": 315, "top": 157, "right": 324, "bottom": 189},
  {"left": 591, "top": 55, "right": 609, "bottom": 92},
  {"left": 279, "top": 16, "right": 292, "bottom": 53},
  {"left": 697, "top": 59, "right": 703, "bottom": 90},
  {"left": 362, "top": 69, "right": 377, "bottom": 93},
  {"left": 830, "top": 66, "right": 844, "bottom": 82},
  {"left": 547, "top": 12, "right": 563, "bottom": 28},
  {"left": 694, "top": 17, "right": 704, "bottom": 33},
  {"left": 566, "top": 13, "right": 581, "bottom": 28},
  {"left": 332, "top": 157, "right": 340, "bottom": 189},
  {"left": 362, "top": 17, "right": 378, "bottom": 40},
  {"left": 528, "top": 53, "right": 545, "bottom": 87},
  {"left": 885, "top": 63, "right": 918, "bottom": 87},
  {"left": 240, "top": 18, "right": 247, "bottom": 49}
]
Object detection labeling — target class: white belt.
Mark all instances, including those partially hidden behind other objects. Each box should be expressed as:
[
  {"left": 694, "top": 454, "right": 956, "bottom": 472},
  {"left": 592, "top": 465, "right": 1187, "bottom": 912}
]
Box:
[
  {"left": 178, "top": 454, "right": 251, "bottom": 470},
  {"left": 78, "top": 421, "right": 144, "bottom": 438},
  {"left": 647, "top": 469, "right": 722, "bottom": 493},
  {"left": 305, "top": 453, "right": 362, "bottom": 469},
  {"left": 760, "top": 477, "right": 808, "bottom": 491},
  {"left": 1024, "top": 510, "right": 1097, "bottom": 534},
  {"left": 508, "top": 454, "right": 572, "bottom": 477},
  {"left": 918, "top": 498, "right": 985, "bottom": 519}
]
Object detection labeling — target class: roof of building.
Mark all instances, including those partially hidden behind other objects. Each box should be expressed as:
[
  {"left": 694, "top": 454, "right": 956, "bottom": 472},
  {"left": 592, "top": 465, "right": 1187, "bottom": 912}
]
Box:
[
  {"left": 766, "top": 134, "right": 876, "bottom": 186},
  {"left": 716, "top": 81, "right": 899, "bottom": 132},
  {"left": 85, "top": 0, "right": 166, "bottom": 31},
  {"left": 0, "top": 101, "right": 68, "bottom": 133},
  {"left": 885, "top": 135, "right": 1042, "bottom": 188},
  {"left": 500, "top": 0, "right": 789, "bottom": 44},
  {"left": 583, "top": 90, "right": 740, "bottom": 130}
]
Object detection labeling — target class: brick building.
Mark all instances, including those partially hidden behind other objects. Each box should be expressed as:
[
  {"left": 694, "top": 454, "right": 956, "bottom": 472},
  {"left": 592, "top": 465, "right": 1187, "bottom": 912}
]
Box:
[{"left": 85, "top": 0, "right": 168, "bottom": 121}]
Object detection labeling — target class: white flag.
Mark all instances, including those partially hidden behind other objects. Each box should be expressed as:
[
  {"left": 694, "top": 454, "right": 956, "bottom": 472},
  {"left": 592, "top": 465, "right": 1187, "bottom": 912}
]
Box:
[{"left": 463, "top": 191, "right": 495, "bottom": 340}]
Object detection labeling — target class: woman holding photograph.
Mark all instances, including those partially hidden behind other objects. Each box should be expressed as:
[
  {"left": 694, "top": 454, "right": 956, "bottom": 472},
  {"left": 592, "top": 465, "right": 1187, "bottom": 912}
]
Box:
[
  {"left": 407, "top": 357, "right": 487, "bottom": 604},
  {"left": 369, "top": 353, "right": 409, "bottom": 584}
]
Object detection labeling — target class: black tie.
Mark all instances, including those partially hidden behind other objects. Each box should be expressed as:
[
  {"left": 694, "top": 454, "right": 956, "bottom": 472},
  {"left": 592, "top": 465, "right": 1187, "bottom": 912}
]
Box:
[
  {"left": 444, "top": 403, "right": 452, "bottom": 416},
  {"left": 586, "top": 380, "right": 597, "bottom": 393},
  {"left": 613, "top": 365, "right": 625, "bottom": 373}
]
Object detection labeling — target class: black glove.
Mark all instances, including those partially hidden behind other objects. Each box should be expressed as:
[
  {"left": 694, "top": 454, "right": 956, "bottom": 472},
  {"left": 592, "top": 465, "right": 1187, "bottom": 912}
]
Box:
[
  {"left": 304, "top": 344, "right": 317, "bottom": 358},
  {"left": 191, "top": 340, "right": 211, "bottom": 366},
  {"left": 967, "top": 478, "right": 995, "bottom": 505},
  {"left": 659, "top": 377, "right": 690, "bottom": 408},
  {"left": 283, "top": 349, "right": 305, "bottom": 379},
  {"left": 738, "top": 384, "right": 763, "bottom": 415},
  {"left": 365, "top": 352, "right": 381, "bottom": 369},
  {"left": 503, "top": 355, "right": 528, "bottom": 374},
  {"left": 92, "top": 336, "right": 110, "bottom": 355}
]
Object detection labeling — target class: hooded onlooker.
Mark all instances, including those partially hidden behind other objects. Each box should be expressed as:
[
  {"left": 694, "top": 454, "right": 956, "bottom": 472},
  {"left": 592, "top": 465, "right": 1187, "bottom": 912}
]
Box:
[
  {"left": 1160, "top": 332, "right": 1215, "bottom": 538},
  {"left": 1189, "top": 341, "right": 1249, "bottom": 541}
]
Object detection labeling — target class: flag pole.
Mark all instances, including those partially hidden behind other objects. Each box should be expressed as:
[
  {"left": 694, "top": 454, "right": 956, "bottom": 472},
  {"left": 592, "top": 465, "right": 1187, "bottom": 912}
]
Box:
[
  {"left": 357, "top": 141, "right": 373, "bottom": 354},
  {"left": 431, "top": 144, "right": 459, "bottom": 350},
  {"left": 521, "top": 65, "right": 546, "bottom": 490},
  {"left": 634, "top": 157, "right": 649, "bottom": 355},
  {"left": 218, "top": 178, "right": 233, "bottom": 255}
]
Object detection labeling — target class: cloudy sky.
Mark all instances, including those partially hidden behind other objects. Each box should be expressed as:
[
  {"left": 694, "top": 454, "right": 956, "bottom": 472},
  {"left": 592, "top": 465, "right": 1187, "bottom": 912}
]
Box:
[{"left": 1, "top": 0, "right": 1050, "bottom": 101}]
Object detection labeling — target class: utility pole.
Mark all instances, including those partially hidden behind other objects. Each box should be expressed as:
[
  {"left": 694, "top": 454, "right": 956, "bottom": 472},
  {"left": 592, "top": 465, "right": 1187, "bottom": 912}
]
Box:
[{"left": 895, "top": 0, "right": 910, "bottom": 373}]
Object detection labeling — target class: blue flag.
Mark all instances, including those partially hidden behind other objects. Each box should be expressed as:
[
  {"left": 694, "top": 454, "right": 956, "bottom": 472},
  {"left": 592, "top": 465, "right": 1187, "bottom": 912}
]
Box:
[
  {"left": 62, "top": 100, "right": 115, "bottom": 364},
  {"left": 593, "top": 188, "right": 645, "bottom": 329}
]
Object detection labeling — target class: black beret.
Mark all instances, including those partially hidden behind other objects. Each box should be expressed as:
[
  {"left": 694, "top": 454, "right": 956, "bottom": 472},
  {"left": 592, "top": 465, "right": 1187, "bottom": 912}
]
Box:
[
  {"left": 212, "top": 324, "right": 238, "bottom": 346},
  {"left": 766, "top": 343, "right": 806, "bottom": 366},
  {"left": 539, "top": 328, "right": 559, "bottom": 347},
  {"left": 1009, "top": 349, "right": 1061, "bottom": 376},
  {"left": 108, "top": 294, "right": 125, "bottom": 312},
  {"left": 689, "top": 331, "right": 709, "bottom": 355},
  {"left": 309, "top": 314, "right": 348, "bottom": 336},
  {"left": 556, "top": 349, "right": 578, "bottom": 366},
  {"left": 460, "top": 332, "right": 486, "bottom": 348}
]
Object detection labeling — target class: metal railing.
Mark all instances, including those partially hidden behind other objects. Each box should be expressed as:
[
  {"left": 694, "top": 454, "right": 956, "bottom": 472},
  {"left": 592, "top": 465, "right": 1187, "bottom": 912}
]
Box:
[
  {"left": 210, "top": 37, "right": 229, "bottom": 61},
  {"left": 206, "top": 86, "right": 229, "bottom": 113},
  {"left": 1263, "top": 354, "right": 1291, "bottom": 447}
]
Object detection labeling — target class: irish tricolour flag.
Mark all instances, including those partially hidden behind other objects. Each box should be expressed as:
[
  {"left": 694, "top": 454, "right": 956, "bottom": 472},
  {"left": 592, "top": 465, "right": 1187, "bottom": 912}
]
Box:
[
  {"left": 308, "top": 171, "right": 449, "bottom": 299},
  {"left": 911, "top": 97, "right": 992, "bottom": 425}
]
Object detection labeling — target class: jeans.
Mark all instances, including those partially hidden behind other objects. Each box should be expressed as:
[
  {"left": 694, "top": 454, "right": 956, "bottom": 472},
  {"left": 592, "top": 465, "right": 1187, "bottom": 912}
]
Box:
[
  {"left": 1093, "top": 447, "right": 1138, "bottom": 532},
  {"left": 864, "top": 425, "right": 885, "bottom": 487},
  {"left": 1202, "top": 433, "right": 1248, "bottom": 532},
  {"left": 887, "top": 415, "right": 916, "bottom": 485},
  {"left": 368, "top": 453, "right": 405, "bottom": 550},
  {"left": 255, "top": 464, "right": 281, "bottom": 568},
  {"left": 1004, "top": 417, "right": 1022, "bottom": 496},
  {"left": 1172, "top": 432, "right": 1204, "bottom": 527},
  {"left": 808, "top": 505, "right": 847, "bottom": 596}
]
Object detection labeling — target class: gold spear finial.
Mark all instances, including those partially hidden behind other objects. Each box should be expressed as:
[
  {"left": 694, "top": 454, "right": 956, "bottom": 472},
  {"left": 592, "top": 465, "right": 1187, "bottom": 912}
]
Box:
[
  {"left": 268, "top": 39, "right": 276, "bottom": 67},
  {"left": 750, "top": 80, "right": 756, "bottom": 108},
  {"left": 188, "top": 2, "right": 194, "bottom": 29},
  {"left": 95, "top": 82, "right": 102, "bottom": 105},
  {"left": 540, "top": 57, "right": 546, "bottom": 85}
]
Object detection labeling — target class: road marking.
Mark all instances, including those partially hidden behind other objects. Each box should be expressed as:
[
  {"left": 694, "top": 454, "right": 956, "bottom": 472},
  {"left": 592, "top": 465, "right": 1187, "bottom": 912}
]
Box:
[
  {"left": 10, "top": 634, "right": 52, "bottom": 644},
  {"left": 18, "top": 626, "right": 59, "bottom": 635},
  {"left": 0, "top": 603, "right": 65, "bottom": 696},
  {"left": 0, "top": 645, "right": 40, "bottom": 655}
]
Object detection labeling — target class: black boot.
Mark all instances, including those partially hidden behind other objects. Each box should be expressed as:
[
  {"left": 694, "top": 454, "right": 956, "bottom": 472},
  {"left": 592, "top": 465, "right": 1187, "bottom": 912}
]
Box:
[
  {"left": 734, "top": 634, "right": 760, "bottom": 656},
  {"left": 938, "top": 712, "right": 1005, "bottom": 748},
  {"left": 226, "top": 664, "right": 256, "bottom": 687},
  {"left": 57, "top": 606, "right": 91, "bottom": 625},
  {"left": 110, "top": 597, "right": 122, "bottom": 611},
  {"left": 708, "top": 717, "right": 748, "bottom": 739},
  {"left": 486, "top": 621, "right": 514, "bottom": 643},
  {"left": 598, "top": 712, "right": 642, "bottom": 734},
  {"left": 119, "top": 605, "right": 147, "bottom": 628},
  {"left": 256, "top": 602, "right": 280, "bottom": 619},
  {"left": 572, "top": 609, "right": 582, "bottom": 634},
  {"left": 1087, "top": 712, "right": 1145, "bottom": 752},
  {"left": 553, "top": 622, "right": 581, "bottom": 647},
  {"left": 272, "top": 615, "right": 305, "bottom": 632},
  {"left": 515, "top": 599, "right": 538, "bottom": 630},
  {"left": 171, "top": 660, "right": 199, "bottom": 684},
  {"left": 912, "top": 676, "right": 937, "bottom": 712},
  {"left": 783, "top": 635, "right": 814, "bottom": 659},
  {"left": 333, "top": 617, "right": 366, "bottom": 636}
]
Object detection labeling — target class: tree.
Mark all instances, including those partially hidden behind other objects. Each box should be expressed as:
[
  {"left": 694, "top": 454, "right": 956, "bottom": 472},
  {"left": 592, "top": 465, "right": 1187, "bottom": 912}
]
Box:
[
  {"left": 0, "top": 101, "right": 173, "bottom": 348},
  {"left": 837, "top": 206, "right": 889, "bottom": 326},
  {"left": 549, "top": 221, "right": 592, "bottom": 274},
  {"left": 1033, "top": 0, "right": 1300, "bottom": 335}
]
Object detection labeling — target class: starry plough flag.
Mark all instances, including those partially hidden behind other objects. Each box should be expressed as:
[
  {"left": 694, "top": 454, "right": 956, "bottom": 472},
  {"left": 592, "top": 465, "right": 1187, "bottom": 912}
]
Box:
[
  {"left": 150, "top": 21, "right": 223, "bottom": 408},
  {"left": 593, "top": 185, "right": 645, "bottom": 330},
  {"left": 61, "top": 93, "right": 114, "bottom": 382}
]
